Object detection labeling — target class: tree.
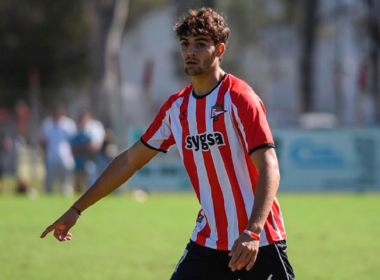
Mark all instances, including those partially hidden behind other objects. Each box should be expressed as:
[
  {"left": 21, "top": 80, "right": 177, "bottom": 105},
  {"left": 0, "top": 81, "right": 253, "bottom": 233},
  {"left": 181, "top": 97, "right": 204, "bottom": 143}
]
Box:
[{"left": 0, "top": 0, "right": 89, "bottom": 107}]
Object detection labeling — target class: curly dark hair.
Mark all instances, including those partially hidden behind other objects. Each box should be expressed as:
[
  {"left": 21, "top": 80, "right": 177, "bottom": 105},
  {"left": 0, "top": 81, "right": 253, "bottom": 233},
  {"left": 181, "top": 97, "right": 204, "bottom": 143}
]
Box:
[{"left": 173, "top": 7, "right": 230, "bottom": 45}]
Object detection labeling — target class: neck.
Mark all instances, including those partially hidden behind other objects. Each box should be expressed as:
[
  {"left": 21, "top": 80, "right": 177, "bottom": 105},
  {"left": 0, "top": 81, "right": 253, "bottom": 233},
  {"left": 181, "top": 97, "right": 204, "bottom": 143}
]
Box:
[{"left": 191, "top": 68, "right": 225, "bottom": 96}]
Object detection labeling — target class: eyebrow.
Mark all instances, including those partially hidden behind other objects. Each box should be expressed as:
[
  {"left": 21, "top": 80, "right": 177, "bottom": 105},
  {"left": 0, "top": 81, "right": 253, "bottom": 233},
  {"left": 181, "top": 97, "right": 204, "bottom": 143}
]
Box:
[
  {"left": 195, "top": 38, "right": 209, "bottom": 42},
  {"left": 179, "top": 37, "right": 210, "bottom": 42}
]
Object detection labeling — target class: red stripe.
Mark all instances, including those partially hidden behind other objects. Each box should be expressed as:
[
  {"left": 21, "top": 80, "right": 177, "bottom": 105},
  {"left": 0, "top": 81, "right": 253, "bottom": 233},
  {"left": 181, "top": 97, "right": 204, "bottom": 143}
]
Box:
[
  {"left": 159, "top": 134, "right": 175, "bottom": 151},
  {"left": 194, "top": 210, "right": 211, "bottom": 246},
  {"left": 213, "top": 83, "right": 248, "bottom": 235},
  {"left": 231, "top": 107, "right": 258, "bottom": 192},
  {"left": 264, "top": 211, "right": 279, "bottom": 243},
  {"left": 197, "top": 97, "right": 228, "bottom": 250},
  {"left": 159, "top": 114, "right": 174, "bottom": 150},
  {"left": 231, "top": 100, "right": 280, "bottom": 244},
  {"left": 180, "top": 88, "right": 201, "bottom": 202},
  {"left": 142, "top": 94, "right": 179, "bottom": 143},
  {"left": 272, "top": 200, "right": 286, "bottom": 239}
]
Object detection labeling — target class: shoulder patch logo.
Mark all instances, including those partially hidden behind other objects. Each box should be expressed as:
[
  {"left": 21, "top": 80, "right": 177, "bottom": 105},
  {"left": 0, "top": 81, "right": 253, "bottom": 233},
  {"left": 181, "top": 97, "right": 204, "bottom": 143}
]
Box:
[{"left": 211, "top": 104, "right": 227, "bottom": 121}]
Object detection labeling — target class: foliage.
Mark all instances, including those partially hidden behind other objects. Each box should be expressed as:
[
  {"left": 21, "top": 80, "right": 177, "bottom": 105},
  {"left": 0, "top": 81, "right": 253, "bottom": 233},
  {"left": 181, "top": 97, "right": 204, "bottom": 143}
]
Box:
[{"left": 0, "top": 0, "right": 89, "bottom": 107}]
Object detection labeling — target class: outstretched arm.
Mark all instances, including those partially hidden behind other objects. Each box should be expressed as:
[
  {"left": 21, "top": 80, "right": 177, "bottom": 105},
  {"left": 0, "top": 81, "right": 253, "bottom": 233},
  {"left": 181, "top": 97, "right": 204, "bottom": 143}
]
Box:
[
  {"left": 40, "top": 140, "right": 158, "bottom": 241},
  {"left": 228, "top": 147, "right": 280, "bottom": 271}
]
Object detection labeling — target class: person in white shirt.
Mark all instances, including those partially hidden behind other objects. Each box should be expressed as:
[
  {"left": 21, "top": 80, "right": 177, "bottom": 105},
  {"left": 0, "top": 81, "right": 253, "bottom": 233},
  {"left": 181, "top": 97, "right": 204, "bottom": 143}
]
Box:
[
  {"left": 77, "top": 109, "right": 106, "bottom": 185},
  {"left": 40, "top": 104, "right": 77, "bottom": 196}
]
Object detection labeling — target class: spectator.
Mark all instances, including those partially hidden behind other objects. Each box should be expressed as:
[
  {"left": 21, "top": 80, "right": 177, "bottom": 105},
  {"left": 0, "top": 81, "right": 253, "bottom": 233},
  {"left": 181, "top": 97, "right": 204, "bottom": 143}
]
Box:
[
  {"left": 0, "top": 134, "right": 18, "bottom": 192},
  {"left": 0, "top": 132, "right": 5, "bottom": 192},
  {"left": 70, "top": 113, "right": 92, "bottom": 194},
  {"left": 97, "top": 127, "right": 118, "bottom": 175},
  {"left": 78, "top": 109, "right": 105, "bottom": 185},
  {"left": 40, "top": 104, "right": 77, "bottom": 196},
  {"left": 14, "top": 100, "right": 30, "bottom": 142}
]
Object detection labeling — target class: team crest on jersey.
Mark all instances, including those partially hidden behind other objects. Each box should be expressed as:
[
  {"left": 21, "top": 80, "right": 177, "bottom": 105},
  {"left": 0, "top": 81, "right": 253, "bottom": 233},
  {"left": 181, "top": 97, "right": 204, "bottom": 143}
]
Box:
[
  {"left": 211, "top": 104, "right": 227, "bottom": 121},
  {"left": 185, "top": 132, "right": 225, "bottom": 151},
  {"left": 196, "top": 214, "right": 204, "bottom": 223}
]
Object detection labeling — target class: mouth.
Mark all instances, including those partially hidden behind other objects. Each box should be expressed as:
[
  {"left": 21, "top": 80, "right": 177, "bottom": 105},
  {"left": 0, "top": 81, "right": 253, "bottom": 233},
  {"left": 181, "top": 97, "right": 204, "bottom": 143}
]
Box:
[{"left": 185, "top": 60, "right": 199, "bottom": 66}]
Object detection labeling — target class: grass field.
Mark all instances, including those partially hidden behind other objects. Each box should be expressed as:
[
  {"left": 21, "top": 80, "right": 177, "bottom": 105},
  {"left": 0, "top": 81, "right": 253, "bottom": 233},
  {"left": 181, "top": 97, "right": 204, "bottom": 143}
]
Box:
[{"left": 1, "top": 192, "right": 380, "bottom": 280}]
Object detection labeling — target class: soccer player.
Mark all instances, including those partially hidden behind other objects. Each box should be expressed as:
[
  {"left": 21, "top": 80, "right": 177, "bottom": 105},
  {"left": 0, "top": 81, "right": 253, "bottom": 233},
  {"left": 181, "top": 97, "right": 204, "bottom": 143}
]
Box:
[{"left": 40, "top": 7, "right": 295, "bottom": 280}]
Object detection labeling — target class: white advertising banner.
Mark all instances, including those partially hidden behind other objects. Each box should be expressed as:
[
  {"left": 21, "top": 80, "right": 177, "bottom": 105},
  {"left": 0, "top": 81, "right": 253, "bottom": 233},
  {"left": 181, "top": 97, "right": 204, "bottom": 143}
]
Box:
[{"left": 274, "top": 129, "right": 380, "bottom": 191}]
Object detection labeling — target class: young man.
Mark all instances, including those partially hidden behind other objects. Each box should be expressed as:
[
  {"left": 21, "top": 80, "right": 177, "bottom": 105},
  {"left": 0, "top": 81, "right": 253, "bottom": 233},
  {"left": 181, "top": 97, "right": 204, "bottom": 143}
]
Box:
[
  {"left": 40, "top": 104, "right": 77, "bottom": 196},
  {"left": 40, "top": 8, "right": 295, "bottom": 280}
]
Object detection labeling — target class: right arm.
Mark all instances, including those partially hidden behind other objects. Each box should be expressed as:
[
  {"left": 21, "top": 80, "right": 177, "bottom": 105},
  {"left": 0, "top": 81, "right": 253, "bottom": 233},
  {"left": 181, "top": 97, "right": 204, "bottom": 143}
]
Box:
[{"left": 40, "top": 140, "right": 158, "bottom": 241}]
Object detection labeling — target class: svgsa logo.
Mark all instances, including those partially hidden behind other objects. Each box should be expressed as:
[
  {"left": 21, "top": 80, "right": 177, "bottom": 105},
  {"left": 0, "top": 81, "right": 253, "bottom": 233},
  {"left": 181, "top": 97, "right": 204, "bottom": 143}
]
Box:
[{"left": 185, "top": 132, "right": 225, "bottom": 151}]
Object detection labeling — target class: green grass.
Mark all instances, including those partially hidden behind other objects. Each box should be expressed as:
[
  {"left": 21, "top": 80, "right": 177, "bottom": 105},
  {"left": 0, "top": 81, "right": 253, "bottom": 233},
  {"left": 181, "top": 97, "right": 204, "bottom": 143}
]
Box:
[{"left": 0, "top": 192, "right": 379, "bottom": 280}]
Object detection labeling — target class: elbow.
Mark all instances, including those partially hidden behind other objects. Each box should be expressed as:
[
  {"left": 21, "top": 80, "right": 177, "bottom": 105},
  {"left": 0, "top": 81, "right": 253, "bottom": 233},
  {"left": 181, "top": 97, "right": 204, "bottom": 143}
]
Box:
[
  {"left": 260, "top": 159, "right": 281, "bottom": 186},
  {"left": 271, "top": 159, "right": 281, "bottom": 184},
  {"left": 275, "top": 167, "right": 281, "bottom": 185}
]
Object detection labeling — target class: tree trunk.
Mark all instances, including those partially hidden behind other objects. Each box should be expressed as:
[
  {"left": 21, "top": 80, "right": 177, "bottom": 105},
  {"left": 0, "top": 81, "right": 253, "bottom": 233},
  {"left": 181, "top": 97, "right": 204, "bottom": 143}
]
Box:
[
  {"left": 366, "top": 0, "right": 380, "bottom": 124},
  {"left": 103, "top": 0, "right": 129, "bottom": 150},
  {"left": 300, "top": 0, "right": 319, "bottom": 113}
]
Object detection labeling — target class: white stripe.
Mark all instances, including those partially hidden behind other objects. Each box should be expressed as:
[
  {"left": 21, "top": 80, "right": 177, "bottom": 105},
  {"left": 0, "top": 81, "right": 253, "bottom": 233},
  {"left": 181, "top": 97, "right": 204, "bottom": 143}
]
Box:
[
  {"left": 228, "top": 93, "right": 270, "bottom": 246},
  {"left": 224, "top": 92, "right": 254, "bottom": 218},
  {"left": 174, "top": 249, "right": 188, "bottom": 273},
  {"left": 270, "top": 209, "right": 283, "bottom": 240},
  {"left": 170, "top": 97, "right": 184, "bottom": 158},
  {"left": 274, "top": 242, "right": 290, "bottom": 280},
  {"left": 190, "top": 209, "right": 207, "bottom": 242},
  {"left": 147, "top": 102, "right": 173, "bottom": 149},
  {"left": 206, "top": 89, "right": 239, "bottom": 250},
  {"left": 187, "top": 95, "right": 218, "bottom": 249},
  {"left": 231, "top": 102, "right": 249, "bottom": 151},
  {"left": 275, "top": 197, "right": 287, "bottom": 237}
]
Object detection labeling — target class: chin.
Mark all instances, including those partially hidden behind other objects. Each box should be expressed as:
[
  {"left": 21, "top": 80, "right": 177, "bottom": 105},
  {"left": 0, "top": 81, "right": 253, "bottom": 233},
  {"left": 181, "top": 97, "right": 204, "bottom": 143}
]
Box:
[{"left": 185, "top": 68, "right": 204, "bottom": 76}]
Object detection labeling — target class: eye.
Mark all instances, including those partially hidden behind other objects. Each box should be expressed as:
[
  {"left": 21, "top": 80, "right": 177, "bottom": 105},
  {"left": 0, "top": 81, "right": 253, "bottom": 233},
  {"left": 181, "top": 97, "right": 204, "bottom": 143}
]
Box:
[
  {"left": 197, "top": 43, "right": 206, "bottom": 48},
  {"left": 180, "top": 42, "right": 189, "bottom": 47}
]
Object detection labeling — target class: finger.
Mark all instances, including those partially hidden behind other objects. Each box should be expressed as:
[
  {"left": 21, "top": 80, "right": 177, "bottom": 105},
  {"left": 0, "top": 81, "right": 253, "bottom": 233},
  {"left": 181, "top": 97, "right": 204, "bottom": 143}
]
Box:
[
  {"left": 228, "top": 241, "right": 238, "bottom": 256},
  {"left": 237, "top": 251, "right": 251, "bottom": 270},
  {"left": 40, "top": 225, "right": 54, "bottom": 238},
  {"left": 60, "top": 224, "right": 73, "bottom": 240},
  {"left": 229, "top": 246, "right": 242, "bottom": 270},
  {"left": 61, "top": 235, "right": 72, "bottom": 241},
  {"left": 246, "top": 251, "right": 258, "bottom": 271},
  {"left": 232, "top": 250, "right": 249, "bottom": 271},
  {"left": 62, "top": 232, "right": 72, "bottom": 241},
  {"left": 54, "top": 229, "right": 63, "bottom": 241}
]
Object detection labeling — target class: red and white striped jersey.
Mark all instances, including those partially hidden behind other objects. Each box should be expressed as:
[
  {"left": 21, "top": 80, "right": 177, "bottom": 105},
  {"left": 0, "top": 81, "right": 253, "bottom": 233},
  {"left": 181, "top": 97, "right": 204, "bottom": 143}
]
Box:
[{"left": 141, "top": 74, "right": 286, "bottom": 250}]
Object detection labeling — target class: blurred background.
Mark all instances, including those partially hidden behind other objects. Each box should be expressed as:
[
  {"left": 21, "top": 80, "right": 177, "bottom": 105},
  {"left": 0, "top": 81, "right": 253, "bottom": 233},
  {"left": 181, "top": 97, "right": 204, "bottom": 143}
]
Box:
[
  {"left": 1, "top": 1, "right": 380, "bottom": 280},
  {"left": 0, "top": 0, "right": 379, "bottom": 194}
]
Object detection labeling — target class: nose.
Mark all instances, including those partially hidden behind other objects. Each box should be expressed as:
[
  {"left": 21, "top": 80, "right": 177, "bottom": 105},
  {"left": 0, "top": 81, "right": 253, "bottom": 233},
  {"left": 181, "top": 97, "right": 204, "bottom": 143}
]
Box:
[{"left": 186, "top": 44, "right": 197, "bottom": 57}]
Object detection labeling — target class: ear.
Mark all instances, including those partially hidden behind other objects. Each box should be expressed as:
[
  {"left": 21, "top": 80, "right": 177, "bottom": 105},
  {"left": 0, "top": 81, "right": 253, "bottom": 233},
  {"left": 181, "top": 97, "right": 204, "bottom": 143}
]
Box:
[{"left": 216, "top": 43, "right": 226, "bottom": 58}]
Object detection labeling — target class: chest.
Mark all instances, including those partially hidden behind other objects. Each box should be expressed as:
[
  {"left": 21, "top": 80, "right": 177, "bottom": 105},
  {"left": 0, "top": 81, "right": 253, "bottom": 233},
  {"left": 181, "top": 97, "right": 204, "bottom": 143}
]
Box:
[{"left": 171, "top": 95, "right": 235, "bottom": 152}]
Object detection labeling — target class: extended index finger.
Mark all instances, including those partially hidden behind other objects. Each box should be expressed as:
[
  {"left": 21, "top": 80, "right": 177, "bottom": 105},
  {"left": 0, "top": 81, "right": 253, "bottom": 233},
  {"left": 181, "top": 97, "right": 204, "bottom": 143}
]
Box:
[{"left": 40, "top": 225, "right": 54, "bottom": 238}]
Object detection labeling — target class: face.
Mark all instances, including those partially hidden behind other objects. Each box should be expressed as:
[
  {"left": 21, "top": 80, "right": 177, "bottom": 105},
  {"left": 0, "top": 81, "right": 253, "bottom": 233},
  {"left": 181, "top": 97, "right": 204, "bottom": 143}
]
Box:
[
  {"left": 179, "top": 35, "right": 223, "bottom": 76},
  {"left": 53, "top": 106, "right": 65, "bottom": 121}
]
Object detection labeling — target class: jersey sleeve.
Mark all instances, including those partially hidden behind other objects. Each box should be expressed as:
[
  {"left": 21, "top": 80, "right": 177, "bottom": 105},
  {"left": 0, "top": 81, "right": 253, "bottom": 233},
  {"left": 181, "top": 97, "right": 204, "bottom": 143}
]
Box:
[
  {"left": 233, "top": 90, "right": 275, "bottom": 155},
  {"left": 141, "top": 99, "right": 176, "bottom": 153}
]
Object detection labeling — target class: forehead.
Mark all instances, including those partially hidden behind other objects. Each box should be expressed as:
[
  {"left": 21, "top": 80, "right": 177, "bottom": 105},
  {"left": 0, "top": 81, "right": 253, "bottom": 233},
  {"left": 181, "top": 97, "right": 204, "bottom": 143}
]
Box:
[{"left": 179, "top": 34, "right": 212, "bottom": 42}]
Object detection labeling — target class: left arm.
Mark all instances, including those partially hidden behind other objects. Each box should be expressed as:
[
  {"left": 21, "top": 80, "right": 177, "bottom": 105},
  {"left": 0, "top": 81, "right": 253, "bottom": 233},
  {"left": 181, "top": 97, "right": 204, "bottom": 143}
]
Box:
[{"left": 228, "top": 147, "right": 280, "bottom": 271}]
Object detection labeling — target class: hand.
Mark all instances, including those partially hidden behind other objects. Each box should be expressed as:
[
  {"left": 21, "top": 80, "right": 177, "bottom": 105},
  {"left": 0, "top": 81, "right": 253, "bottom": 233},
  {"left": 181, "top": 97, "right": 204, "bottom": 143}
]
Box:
[
  {"left": 40, "top": 208, "right": 80, "bottom": 242},
  {"left": 228, "top": 233, "right": 259, "bottom": 271}
]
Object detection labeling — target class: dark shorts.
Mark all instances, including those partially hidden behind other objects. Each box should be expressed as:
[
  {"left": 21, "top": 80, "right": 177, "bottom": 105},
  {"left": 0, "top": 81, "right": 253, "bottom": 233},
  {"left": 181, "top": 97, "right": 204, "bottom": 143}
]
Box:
[{"left": 170, "top": 240, "right": 295, "bottom": 280}]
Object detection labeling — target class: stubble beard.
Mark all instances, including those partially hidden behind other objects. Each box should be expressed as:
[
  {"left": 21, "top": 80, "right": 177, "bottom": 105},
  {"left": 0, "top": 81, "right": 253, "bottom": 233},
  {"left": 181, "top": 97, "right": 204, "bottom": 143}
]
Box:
[
  {"left": 184, "top": 66, "right": 204, "bottom": 76},
  {"left": 184, "top": 52, "right": 217, "bottom": 77}
]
